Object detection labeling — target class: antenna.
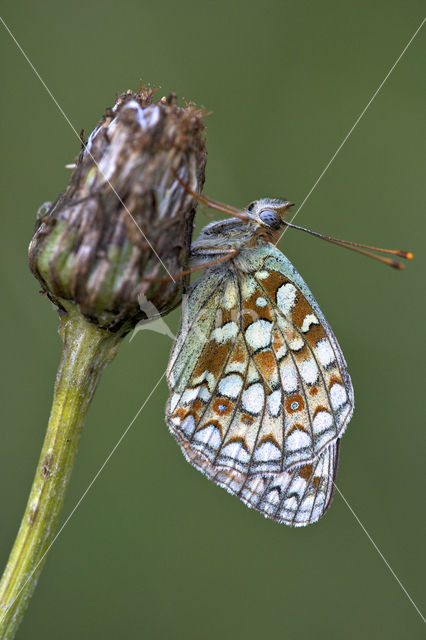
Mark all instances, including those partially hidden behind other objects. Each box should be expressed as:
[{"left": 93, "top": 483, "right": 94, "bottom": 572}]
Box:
[
  {"left": 281, "top": 220, "right": 413, "bottom": 270},
  {"left": 174, "top": 173, "right": 413, "bottom": 270}
]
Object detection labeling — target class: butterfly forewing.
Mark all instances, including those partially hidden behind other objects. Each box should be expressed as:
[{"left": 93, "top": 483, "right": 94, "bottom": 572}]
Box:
[{"left": 167, "top": 243, "right": 353, "bottom": 525}]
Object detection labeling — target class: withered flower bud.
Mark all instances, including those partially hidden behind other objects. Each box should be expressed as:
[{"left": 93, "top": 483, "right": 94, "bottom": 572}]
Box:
[{"left": 29, "top": 88, "right": 206, "bottom": 331}]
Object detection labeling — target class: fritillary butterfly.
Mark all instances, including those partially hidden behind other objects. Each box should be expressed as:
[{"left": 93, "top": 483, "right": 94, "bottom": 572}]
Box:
[{"left": 166, "top": 193, "right": 410, "bottom": 526}]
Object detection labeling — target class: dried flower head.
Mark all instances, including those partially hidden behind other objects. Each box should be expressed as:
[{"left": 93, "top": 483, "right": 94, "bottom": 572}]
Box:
[{"left": 29, "top": 87, "right": 207, "bottom": 331}]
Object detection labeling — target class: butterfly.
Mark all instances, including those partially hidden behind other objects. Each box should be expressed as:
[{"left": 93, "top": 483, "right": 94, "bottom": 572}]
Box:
[{"left": 165, "top": 189, "right": 411, "bottom": 526}]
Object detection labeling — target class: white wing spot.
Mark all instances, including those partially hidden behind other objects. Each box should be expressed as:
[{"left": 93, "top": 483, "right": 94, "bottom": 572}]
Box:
[
  {"left": 193, "top": 425, "right": 222, "bottom": 448},
  {"left": 283, "top": 495, "right": 298, "bottom": 511},
  {"left": 245, "top": 319, "right": 273, "bottom": 350},
  {"left": 288, "top": 335, "right": 304, "bottom": 351},
  {"left": 205, "top": 372, "right": 216, "bottom": 392},
  {"left": 255, "top": 270, "right": 269, "bottom": 279},
  {"left": 254, "top": 441, "right": 281, "bottom": 463},
  {"left": 316, "top": 338, "right": 335, "bottom": 366},
  {"left": 330, "top": 383, "right": 347, "bottom": 409},
  {"left": 264, "top": 488, "right": 281, "bottom": 505},
  {"left": 198, "top": 385, "right": 211, "bottom": 402},
  {"left": 286, "top": 429, "right": 311, "bottom": 452},
  {"left": 313, "top": 410, "right": 333, "bottom": 433},
  {"left": 267, "top": 389, "right": 282, "bottom": 417},
  {"left": 242, "top": 383, "right": 264, "bottom": 414},
  {"left": 181, "top": 388, "right": 201, "bottom": 404},
  {"left": 221, "top": 441, "right": 250, "bottom": 464},
  {"left": 275, "top": 344, "right": 287, "bottom": 360},
  {"left": 211, "top": 322, "right": 239, "bottom": 344},
  {"left": 301, "top": 313, "right": 319, "bottom": 333},
  {"left": 180, "top": 415, "right": 196, "bottom": 437},
  {"left": 276, "top": 283, "right": 297, "bottom": 314},
  {"left": 222, "top": 280, "right": 238, "bottom": 310},
  {"left": 256, "top": 296, "right": 267, "bottom": 307},
  {"left": 225, "top": 359, "right": 246, "bottom": 374},
  {"left": 241, "top": 277, "right": 257, "bottom": 298},
  {"left": 299, "top": 359, "right": 319, "bottom": 385},
  {"left": 291, "top": 476, "right": 308, "bottom": 495},
  {"left": 280, "top": 361, "right": 299, "bottom": 393},
  {"left": 218, "top": 374, "right": 243, "bottom": 399}
]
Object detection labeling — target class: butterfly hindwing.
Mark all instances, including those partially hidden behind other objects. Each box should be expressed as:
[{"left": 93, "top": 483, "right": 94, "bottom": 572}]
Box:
[{"left": 218, "top": 441, "right": 340, "bottom": 526}]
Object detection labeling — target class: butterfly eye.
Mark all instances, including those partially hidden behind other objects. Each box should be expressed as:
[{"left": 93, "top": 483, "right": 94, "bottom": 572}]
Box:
[{"left": 259, "top": 209, "right": 281, "bottom": 229}]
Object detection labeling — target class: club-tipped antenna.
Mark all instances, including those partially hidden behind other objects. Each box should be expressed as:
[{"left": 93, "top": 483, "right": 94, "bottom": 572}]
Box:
[
  {"left": 174, "top": 172, "right": 413, "bottom": 270},
  {"left": 281, "top": 219, "right": 413, "bottom": 270}
]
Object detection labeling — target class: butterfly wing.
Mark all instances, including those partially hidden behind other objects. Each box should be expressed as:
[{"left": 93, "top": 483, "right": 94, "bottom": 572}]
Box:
[{"left": 166, "top": 246, "right": 353, "bottom": 525}]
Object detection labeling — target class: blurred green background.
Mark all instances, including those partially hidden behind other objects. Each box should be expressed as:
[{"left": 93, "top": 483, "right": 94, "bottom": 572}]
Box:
[{"left": 0, "top": 1, "right": 424, "bottom": 638}]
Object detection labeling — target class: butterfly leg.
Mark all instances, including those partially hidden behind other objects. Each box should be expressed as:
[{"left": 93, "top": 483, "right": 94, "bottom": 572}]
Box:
[
  {"left": 140, "top": 249, "right": 239, "bottom": 282},
  {"left": 174, "top": 171, "right": 249, "bottom": 221}
]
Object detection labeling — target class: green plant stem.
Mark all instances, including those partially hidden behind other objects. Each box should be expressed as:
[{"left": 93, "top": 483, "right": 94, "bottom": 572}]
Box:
[{"left": 0, "top": 306, "right": 123, "bottom": 639}]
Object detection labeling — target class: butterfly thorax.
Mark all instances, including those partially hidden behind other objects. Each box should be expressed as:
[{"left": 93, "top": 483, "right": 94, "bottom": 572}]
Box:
[{"left": 190, "top": 198, "right": 293, "bottom": 268}]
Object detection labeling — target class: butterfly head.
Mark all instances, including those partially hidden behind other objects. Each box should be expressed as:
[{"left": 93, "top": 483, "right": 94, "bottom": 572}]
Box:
[
  {"left": 191, "top": 197, "right": 294, "bottom": 255},
  {"left": 246, "top": 198, "right": 294, "bottom": 241}
]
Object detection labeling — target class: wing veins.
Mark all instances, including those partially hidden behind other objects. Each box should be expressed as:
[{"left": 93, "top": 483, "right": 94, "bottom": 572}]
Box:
[
  {"left": 168, "top": 274, "right": 226, "bottom": 383},
  {"left": 266, "top": 327, "right": 287, "bottom": 472},
  {"left": 211, "top": 275, "right": 252, "bottom": 464},
  {"left": 234, "top": 273, "right": 270, "bottom": 488},
  {"left": 256, "top": 272, "right": 351, "bottom": 452},
  {"left": 183, "top": 269, "right": 254, "bottom": 456},
  {"left": 263, "top": 256, "right": 352, "bottom": 396}
]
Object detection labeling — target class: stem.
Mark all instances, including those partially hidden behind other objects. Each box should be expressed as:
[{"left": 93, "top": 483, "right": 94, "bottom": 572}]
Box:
[{"left": 0, "top": 306, "right": 123, "bottom": 639}]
